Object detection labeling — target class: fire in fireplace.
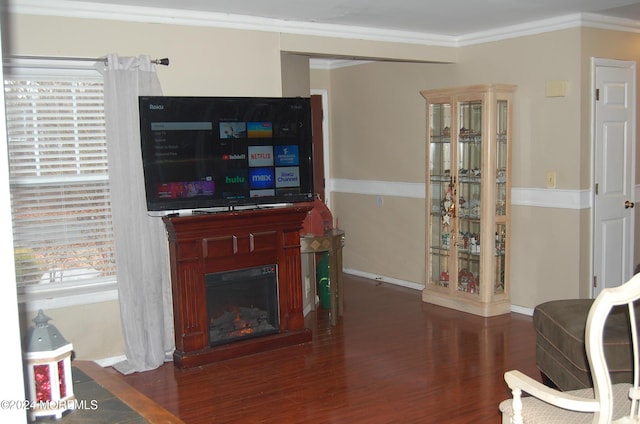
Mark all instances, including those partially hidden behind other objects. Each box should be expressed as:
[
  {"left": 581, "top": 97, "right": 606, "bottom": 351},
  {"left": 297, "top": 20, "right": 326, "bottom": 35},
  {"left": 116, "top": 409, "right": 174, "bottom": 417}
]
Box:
[{"left": 205, "top": 265, "right": 279, "bottom": 347}]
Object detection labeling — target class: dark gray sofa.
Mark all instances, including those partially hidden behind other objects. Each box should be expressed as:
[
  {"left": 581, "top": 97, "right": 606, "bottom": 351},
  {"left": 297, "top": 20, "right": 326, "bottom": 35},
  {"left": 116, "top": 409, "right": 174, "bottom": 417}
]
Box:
[{"left": 534, "top": 298, "right": 635, "bottom": 391}]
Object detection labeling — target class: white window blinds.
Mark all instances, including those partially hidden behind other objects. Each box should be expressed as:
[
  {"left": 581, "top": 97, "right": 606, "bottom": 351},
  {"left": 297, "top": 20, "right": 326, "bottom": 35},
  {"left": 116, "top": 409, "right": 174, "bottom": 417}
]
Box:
[{"left": 5, "top": 64, "right": 117, "bottom": 287}]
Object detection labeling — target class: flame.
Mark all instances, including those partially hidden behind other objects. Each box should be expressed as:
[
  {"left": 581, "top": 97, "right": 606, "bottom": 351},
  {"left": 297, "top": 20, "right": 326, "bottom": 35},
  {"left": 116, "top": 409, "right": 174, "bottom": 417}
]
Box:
[{"left": 232, "top": 307, "right": 254, "bottom": 336}]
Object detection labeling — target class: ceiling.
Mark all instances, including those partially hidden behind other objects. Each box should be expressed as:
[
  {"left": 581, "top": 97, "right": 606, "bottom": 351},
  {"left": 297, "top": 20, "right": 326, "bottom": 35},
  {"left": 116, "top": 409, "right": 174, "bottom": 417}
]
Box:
[{"left": 57, "top": 0, "right": 640, "bottom": 37}]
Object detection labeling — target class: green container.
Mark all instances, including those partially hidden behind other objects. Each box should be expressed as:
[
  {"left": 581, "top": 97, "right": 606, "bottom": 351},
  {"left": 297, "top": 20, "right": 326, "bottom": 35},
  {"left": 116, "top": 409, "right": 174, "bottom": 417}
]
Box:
[
  {"left": 317, "top": 252, "right": 331, "bottom": 309},
  {"left": 318, "top": 277, "right": 331, "bottom": 309}
]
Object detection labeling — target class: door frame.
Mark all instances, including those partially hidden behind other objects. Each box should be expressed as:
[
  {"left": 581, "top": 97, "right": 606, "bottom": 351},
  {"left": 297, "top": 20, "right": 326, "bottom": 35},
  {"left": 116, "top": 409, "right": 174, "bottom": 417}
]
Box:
[
  {"left": 590, "top": 57, "right": 636, "bottom": 297},
  {"left": 310, "top": 89, "right": 332, "bottom": 209}
]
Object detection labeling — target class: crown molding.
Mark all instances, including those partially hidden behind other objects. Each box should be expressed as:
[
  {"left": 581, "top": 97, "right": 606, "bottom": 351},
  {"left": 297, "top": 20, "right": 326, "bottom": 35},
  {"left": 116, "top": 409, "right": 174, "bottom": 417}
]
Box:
[
  {"left": 7, "top": 0, "right": 456, "bottom": 47},
  {"left": 457, "top": 12, "right": 640, "bottom": 46},
  {"left": 580, "top": 12, "right": 640, "bottom": 33},
  {"left": 7, "top": 0, "right": 640, "bottom": 49},
  {"left": 458, "top": 13, "right": 584, "bottom": 46},
  {"left": 309, "top": 58, "right": 372, "bottom": 70}
]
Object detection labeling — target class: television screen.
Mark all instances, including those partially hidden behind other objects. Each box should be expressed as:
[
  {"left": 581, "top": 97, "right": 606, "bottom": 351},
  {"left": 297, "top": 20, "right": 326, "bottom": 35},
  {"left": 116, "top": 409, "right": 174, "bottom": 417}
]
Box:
[{"left": 138, "top": 96, "right": 314, "bottom": 213}]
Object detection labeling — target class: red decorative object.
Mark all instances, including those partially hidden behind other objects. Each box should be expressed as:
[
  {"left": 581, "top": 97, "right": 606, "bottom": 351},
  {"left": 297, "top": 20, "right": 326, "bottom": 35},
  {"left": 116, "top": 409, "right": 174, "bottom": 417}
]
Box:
[
  {"left": 34, "top": 364, "right": 51, "bottom": 403},
  {"left": 458, "top": 269, "right": 477, "bottom": 293},
  {"left": 301, "top": 194, "right": 334, "bottom": 236},
  {"left": 439, "top": 271, "right": 450, "bottom": 287}
]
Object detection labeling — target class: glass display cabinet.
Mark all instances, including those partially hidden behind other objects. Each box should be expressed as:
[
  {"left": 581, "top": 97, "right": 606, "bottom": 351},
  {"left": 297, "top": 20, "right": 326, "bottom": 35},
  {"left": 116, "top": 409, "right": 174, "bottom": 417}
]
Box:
[{"left": 421, "top": 84, "right": 515, "bottom": 316}]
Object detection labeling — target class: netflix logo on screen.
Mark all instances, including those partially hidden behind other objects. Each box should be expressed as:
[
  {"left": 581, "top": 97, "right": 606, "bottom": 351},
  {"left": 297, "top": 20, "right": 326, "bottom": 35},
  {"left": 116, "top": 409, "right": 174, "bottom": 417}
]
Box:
[{"left": 248, "top": 145, "right": 274, "bottom": 167}]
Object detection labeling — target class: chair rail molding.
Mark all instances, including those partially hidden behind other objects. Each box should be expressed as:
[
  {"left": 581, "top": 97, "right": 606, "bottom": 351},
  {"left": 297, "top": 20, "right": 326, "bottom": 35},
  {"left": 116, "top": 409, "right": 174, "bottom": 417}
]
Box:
[{"left": 329, "top": 178, "right": 619, "bottom": 210}]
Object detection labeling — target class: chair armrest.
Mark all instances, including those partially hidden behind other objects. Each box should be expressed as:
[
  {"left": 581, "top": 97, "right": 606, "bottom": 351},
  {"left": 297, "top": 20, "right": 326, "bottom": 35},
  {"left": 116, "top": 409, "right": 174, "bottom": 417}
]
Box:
[{"left": 504, "top": 370, "right": 600, "bottom": 413}]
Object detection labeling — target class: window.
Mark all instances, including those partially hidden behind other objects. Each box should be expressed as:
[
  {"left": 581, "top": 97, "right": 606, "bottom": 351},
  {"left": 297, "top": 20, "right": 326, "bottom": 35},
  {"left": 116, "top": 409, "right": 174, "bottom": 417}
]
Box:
[{"left": 4, "top": 60, "right": 117, "bottom": 296}]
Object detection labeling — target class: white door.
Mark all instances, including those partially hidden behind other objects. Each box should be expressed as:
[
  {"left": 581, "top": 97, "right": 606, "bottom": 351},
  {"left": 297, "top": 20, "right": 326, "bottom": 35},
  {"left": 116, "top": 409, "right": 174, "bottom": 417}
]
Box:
[{"left": 593, "top": 58, "right": 636, "bottom": 296}]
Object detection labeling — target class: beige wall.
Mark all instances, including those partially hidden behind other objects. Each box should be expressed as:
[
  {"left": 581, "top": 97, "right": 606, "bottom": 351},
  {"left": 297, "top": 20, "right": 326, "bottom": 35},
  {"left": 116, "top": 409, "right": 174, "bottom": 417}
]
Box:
[
  {"left": 18, "top": 302, "right": 125, "bottom": 361},
  {"left": 331, "top": 193, "right": 426, "bottom": 285},
  {"left": 328, "top": 62, "right": 433, "bottom": 183},
  {"left": 6, "top": 15, "right": 285, "bottom": 97},
  {"left": 458, "top": 30, "right": 583, "bottom": 189},
  {"left": 281, "top": 53, "right": 311, "bottom": 97}
]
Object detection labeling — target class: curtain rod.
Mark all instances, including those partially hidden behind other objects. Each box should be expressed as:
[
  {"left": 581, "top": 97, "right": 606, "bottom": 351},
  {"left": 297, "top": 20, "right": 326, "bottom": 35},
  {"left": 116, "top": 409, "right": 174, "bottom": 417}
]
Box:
[{"left": 3, "top": 55, "right": 170, "bottom": 66}]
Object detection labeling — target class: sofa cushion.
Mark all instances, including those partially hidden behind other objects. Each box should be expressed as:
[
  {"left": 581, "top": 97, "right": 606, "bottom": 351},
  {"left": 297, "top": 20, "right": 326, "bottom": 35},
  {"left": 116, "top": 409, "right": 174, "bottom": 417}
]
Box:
[{"left": 534, "top": 299, "right": 635, "bottom": 391}]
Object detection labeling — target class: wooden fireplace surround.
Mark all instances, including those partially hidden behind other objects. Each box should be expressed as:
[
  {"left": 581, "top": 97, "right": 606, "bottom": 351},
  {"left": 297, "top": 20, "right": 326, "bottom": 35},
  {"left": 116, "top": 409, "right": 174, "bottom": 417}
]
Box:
[{"left": 163, "top": 206, "right": 312, "bottom": 368}]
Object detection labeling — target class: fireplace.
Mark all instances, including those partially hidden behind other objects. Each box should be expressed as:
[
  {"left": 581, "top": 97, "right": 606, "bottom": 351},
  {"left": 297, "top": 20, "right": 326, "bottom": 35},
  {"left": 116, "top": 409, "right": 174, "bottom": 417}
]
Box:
[
  {"left": 163, "top": 206, "right": 312, "bottom": 368},
  {"left": 206, "top": 265, "right": 279, "bottom": 347}
]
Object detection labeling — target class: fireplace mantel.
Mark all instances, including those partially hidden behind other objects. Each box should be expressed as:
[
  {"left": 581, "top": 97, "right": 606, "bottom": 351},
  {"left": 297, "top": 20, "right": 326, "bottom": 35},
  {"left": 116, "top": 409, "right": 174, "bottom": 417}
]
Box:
[{"left": 163, "top": 206, "right": 312, "bottom": 368}]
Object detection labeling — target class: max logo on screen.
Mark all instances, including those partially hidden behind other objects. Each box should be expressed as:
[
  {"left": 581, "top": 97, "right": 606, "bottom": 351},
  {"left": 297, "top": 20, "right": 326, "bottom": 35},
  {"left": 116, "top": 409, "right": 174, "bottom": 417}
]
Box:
[
  {"left": 149, "top": 104, "right": 164, "bottom": 110},
  {"left": 249, "top": 168, "right": 275, "bottom": 190}
]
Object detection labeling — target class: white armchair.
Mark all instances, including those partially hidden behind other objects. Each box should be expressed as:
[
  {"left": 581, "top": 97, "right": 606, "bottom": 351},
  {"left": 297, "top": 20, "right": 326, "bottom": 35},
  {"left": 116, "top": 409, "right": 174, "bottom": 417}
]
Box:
[{"left": 499, "top": 273, "right": 640, "bottom": 424}]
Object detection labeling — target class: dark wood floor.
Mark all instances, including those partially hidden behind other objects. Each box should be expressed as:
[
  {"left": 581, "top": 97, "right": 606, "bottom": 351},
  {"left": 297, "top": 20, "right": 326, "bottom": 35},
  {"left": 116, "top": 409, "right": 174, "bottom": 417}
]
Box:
[{"left": 82, "top": 274, "right": 539, "bottom": 423}]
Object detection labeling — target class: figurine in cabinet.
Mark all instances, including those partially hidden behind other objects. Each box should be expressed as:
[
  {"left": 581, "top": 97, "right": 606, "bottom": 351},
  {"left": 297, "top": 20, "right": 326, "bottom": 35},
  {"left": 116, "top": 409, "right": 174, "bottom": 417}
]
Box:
[{"left": 441, "top": 188, "right": 455, "bottom": 228}]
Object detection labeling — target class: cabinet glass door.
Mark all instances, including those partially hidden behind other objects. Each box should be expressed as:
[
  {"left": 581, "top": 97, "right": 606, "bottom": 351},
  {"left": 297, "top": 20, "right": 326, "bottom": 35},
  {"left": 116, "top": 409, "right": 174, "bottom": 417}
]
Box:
[
  {"left": 494, "top": 99, "right": 509, "bottom": 294},
  {"left": 429, "top": 102, "right": 452, "bottom": 288},
  {"left": 457, "top": 100, "right": 482, "bottom": 294}
]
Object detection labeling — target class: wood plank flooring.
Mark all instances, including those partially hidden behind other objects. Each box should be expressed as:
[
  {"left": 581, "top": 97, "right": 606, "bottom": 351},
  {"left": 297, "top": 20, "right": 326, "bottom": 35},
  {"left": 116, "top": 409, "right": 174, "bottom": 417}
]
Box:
[{"left": 90, "top": 274, "right": 539, "bottom": 423}]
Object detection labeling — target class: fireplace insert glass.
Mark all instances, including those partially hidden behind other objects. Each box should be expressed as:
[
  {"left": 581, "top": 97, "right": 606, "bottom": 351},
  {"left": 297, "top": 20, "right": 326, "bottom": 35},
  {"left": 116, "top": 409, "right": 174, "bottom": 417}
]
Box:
[{"left": 205, "top": 265, "right": 279, "bottom": 347}]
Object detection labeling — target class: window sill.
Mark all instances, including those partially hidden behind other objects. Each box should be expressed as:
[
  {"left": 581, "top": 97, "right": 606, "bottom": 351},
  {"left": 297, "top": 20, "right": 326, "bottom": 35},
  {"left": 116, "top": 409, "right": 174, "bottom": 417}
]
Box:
[{"left": 18, "top": 278, "right": 118, "bottom": 312}]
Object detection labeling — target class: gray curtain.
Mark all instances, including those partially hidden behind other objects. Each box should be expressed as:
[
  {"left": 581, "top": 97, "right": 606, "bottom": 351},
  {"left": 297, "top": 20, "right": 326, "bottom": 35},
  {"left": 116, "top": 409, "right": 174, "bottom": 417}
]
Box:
[{"left": 97, "top": 54, "right": 174, "bottom": 374}]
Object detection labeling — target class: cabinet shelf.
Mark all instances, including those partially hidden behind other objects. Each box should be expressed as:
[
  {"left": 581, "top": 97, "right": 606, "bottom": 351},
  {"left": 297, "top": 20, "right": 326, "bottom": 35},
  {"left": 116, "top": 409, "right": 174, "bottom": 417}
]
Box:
[
  {"left": 422, "top": 84, "right": 515, "bottom": 317},
  {"left": 459, "top": 136, "right": 482, "bottom": 143},
  {"left": 430, "top": 175, "right": 452, "bottom": 182}
]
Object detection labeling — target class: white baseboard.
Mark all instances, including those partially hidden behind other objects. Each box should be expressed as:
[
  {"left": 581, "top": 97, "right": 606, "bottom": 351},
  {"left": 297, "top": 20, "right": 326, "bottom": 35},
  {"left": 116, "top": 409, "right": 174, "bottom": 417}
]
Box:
[
  {"left": 93, "top": 354, "right": 127, "bottom": 368},
  {"left": 343, "top": 268, "right": 424, "bottom": 291},
  {"left": 303, "top": 303, "right": 312, "bottom": 316},
  {"left": 510, "top": 304, "right": 534, "bottom": 316}
]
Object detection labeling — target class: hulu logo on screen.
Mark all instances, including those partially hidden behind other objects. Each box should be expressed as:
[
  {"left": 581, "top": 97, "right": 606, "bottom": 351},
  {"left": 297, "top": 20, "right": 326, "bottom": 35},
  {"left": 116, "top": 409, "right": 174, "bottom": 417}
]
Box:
[{"left": 225, "top": 175, "right": 245, "bottom": 184}]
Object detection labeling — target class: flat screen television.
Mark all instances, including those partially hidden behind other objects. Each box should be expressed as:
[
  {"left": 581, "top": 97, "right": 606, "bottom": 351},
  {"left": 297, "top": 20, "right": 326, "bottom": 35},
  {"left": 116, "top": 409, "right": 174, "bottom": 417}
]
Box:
[{"left": 138, "top": 96, "right": 314, "bottom": 214}]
